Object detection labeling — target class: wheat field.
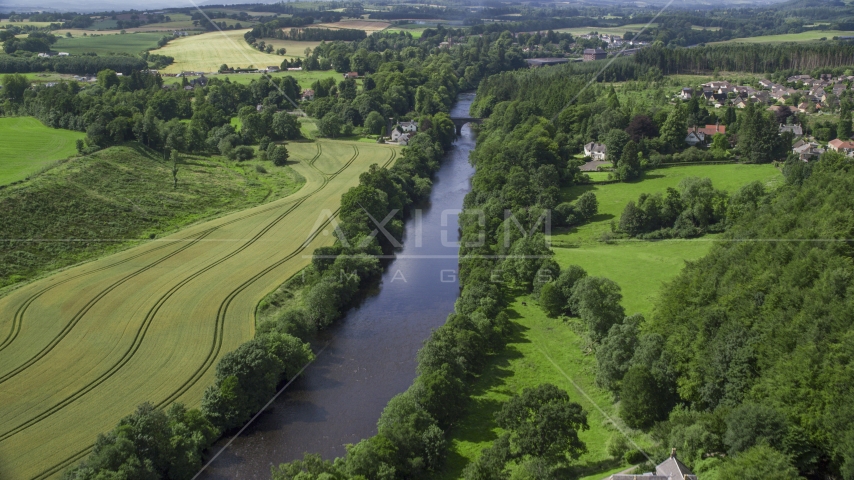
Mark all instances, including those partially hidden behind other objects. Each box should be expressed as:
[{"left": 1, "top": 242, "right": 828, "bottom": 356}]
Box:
[{"left": 0, "top": 140, "right": 399, "bottom": 479}]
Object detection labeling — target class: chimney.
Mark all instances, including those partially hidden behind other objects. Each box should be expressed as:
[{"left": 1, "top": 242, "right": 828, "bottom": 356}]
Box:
[{"left": 671, "top": 447, "right": 677, "bottom": 458}]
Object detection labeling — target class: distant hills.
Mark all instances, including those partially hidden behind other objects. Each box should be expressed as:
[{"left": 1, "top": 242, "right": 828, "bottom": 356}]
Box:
[{"left": 0, "top": 0, "right": 794, "bottom": 14}]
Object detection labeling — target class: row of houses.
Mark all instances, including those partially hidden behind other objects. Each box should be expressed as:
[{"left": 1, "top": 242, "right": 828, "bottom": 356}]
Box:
[
  {"left": 37, "top": 52, "right": 69, "bottom": 57},
  {"left": 681, "top": 77, "right": 850, "bottom": 110}
]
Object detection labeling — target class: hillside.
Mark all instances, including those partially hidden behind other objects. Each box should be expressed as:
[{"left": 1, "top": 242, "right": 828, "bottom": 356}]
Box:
[{"left": 0, "top": 143, "right": 304, "bottom": 288}]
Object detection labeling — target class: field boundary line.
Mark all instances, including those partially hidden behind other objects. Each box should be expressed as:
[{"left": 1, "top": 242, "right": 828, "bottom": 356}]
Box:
[{"left": 537, "top": 346, "right": 652, "bottom": 463}]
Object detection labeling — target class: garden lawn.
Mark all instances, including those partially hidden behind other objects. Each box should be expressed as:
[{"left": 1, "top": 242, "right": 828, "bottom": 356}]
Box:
[
  {"left": 52, "top": 32, "right": 165, "bottom": 55},
  {"left": 557, "top": 164, "right": 782, "bottom": 244},
  {"left": 0, "top": 117, "right": 84, "bottom": 185}
]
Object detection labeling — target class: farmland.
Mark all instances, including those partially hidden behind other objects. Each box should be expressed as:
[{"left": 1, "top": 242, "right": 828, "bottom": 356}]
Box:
[
  {"left": 51, "top": 32, "right": 166, "bottom": 55},
  {"left": 0, "top": 139, "right": 399, "bottom": 479},
  {"left": 714, "top": 30, "right": 854, "bottom": 44},
  {"left": 0, "top": 143, "right": 305, "bottom": 287},
  {"left": 251, "top": 38, "right": 323, "bottom": 58},
  {"left": 167, "top": 69, "right": 339, "bottom": 88},
  {"left": 314, "top": 20, "right": 391, "bottom": 32},
  {"left": 555, "top": 23, "right": 657, "bottom": 37},
  {"left": 0, "top": 117, "right": 84, "bottom": 186},
  {"left": 156, "top": 29, "right": 314, "bottom": 73}
]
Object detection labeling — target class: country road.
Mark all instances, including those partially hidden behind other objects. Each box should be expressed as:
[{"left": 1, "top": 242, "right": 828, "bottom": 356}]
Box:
[{"left": 0, "top": 140, "right": 398, "bottom": 479}]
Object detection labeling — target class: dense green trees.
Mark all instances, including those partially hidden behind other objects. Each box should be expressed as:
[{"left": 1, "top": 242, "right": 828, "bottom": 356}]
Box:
[
  {"left": 62, "top": 403, "right": 218, "bottom": 480},
  {"left": 463, "top": 384, "right": 589, "bottom": 478},
  {"left": 617, "top": 177, "right": 740, "bottom": 239},
  {"left": 635, "top": 152, "right": 854, "bottom": 477}
]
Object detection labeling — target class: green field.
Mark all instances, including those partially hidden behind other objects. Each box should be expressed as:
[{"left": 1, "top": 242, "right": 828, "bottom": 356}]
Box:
[
  {"left": 0, "top": 117, "right": 85, "bottom": 185},
  {"left": 441, "top": 164, "right": 784, "bottom": 479},
  {"left": 168, "top": 70, "right": 342, "bottom": 89},
  {"left": 157, "top": 29, "right": 315, "bottom": 73},
  {"left": 558, "top": 164, "right": 782, "bottom": 244},
  {"left": 0, "top": 140, "right": 399, "bottom": 479},
  {"left": 714, "top": 30, "right": 854, "bottom": 44},
  {"left": 52, "top": 32, "right": 166, "bottom": 55},
  {"left": 0, "top": 72, "right": 64, "bottom": 84},
  {"left": 555, "top": 23, "right": 656, "bottom": 37},
  {"left": 384, "top": 27, "right": 426, "bottom": 39}
]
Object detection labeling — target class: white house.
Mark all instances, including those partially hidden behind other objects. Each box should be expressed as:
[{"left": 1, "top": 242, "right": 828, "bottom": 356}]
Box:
[
  {"left": 397, "top": 121, "right": 418, "bottom": 133},
  {"left": 391, "top": 131, "right": 411, "bottom": 145},
  {"left": 583, "top": 142, "right": 607, "bottom": 160}
]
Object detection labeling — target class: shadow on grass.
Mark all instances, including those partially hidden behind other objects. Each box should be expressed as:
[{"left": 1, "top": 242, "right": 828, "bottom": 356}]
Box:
[
  {"left": 561, "top": 183, "right": 597, "bottom": 203},
  {"left": 439, "top": 318, "right": 531, "bottom": 479}
]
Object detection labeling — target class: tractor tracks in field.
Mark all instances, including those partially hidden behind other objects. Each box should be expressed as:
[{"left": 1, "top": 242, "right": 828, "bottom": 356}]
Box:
[
  {"left": 21, "top": 144, "right": 398, "bottom": 479},
  {"left": 0, "top": 145, "right": 326, "bottom": 361},
  {"left": 0, "top": 144, "right": 338, "bottom": 442}
]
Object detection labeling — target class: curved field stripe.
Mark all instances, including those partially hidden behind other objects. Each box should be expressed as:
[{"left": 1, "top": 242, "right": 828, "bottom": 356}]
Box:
[
  {"left": 154, "top": 146, "right": 363, "bottom": 408},
  {"left": 28, "top": 143, "right": 396, "bottom": 478},
  {"left": 32, "top": 446, "right": 91, "bottom": 480},
  {"left": 0, "top": 146, "right": 334, "bottom": 441},
  {"left": 0, "top": 229, "right": 219, "bottom": 385},
  {"left": 0, "top": 240, "right": 181, "bottom": 352},
  {"left": 0, "top": 144, "right": 325, "bottom": 364}
]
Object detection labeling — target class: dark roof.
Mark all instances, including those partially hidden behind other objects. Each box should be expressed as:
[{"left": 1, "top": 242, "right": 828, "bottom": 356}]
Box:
[
  {"left": 525, "top": 57, "right": 570, "bottom": 66},
  {"left": 656, "top": 454, "right": 696, "bottom": 480},
  {"left": 583, "top": 48, "right": 606, "bottom": 54}
]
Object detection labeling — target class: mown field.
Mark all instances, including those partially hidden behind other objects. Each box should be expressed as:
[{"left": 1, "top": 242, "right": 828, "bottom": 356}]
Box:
[
  {"left": 156, "top": 29, "right": 315, "bottom": 73},
  {"left": 555, "top": 23, "right": 656, "bottom": 37},
  {"left": 714, "top": 30, "right": 854, "bottom": 44},
  {"left": 0, "top": 139, "right": 399, "bottom": 479},
  {"left": 0, "top": 117, "right": 85, "bottom": 186},
  {"left": 441, "top": 164, "right": 784, "bottom": 479},
  {"left": 51, "top": 32, "right": 165, "bottom": 55},
  {"left": 260, "top": 38, "right": 324, "bottom": 56},
  {"left": 314, "top": 19, "right": 391, "bottom": 32},
  {"left": 559, "top": 163, "right": 782, "bottom": 244}
]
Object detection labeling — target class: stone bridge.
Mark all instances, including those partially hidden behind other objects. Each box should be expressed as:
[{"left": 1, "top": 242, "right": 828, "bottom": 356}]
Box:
[{"left": 451, "top": 116, "right": 483, "bottom": 136}]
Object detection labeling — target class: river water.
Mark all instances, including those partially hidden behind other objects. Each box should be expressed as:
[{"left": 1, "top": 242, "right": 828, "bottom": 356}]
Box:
[{"left": 202, "top": 93, "right": 477, "bottom": 479}]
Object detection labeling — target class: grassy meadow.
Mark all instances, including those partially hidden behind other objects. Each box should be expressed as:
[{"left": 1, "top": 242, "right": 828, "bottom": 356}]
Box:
[
  {"left": 166, "top": 69, "right": 340, "bottom": 89},
  {"left": 441, "top": 163, "right": 784, "bottom": 479},
  {"left": 314, "top": 19, "right": 391, "bottom": 32},
  {"left": 559, "top": 163, "right": 782, "bottom": 244},
  {"left": 0, "top": 117, "right": 85, "bottom": 185},
  {"left": 156, "top": 30, "right": 316, "bottom": 73},
  {"left": 52, "top": 32, "right": 166, "bottom": 55},
  {"left": 555, "top": 23, "right": 657, "bottom": 37},
  {"left": 0, "top": 143, "right": 304, "bottom": 287},
  {"left": 714, "top": 30, "right": 854, "bottom": 44},
  {"left": 0, "top": 140, "right": 399, "bottom": 479}
]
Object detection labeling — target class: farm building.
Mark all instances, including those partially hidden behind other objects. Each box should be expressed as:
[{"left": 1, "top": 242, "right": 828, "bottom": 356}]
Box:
[
  {"left": 606, "top": 449, "right": 697, "bottom": 480},
  {"left": 583, "top": 48, "right": 607, "bottom": 61}
]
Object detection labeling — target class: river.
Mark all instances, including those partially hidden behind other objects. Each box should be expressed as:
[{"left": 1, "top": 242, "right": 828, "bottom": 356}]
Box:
[{"left": 201, "top": 92, "right": 477, "bottom": 479}]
